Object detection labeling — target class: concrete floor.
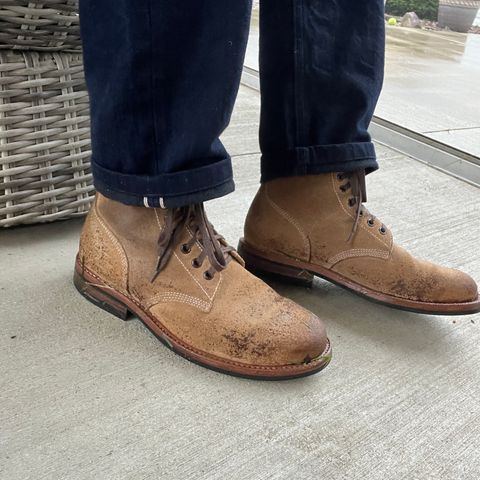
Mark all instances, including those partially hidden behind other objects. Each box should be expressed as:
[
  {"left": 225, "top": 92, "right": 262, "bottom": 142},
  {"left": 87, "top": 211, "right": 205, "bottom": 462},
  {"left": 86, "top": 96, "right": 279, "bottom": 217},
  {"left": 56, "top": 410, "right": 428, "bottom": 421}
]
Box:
[
  {"left": 1, "top": 86, "right": 480, "bottom": 480},
  {"left": 380, "top": 27, "right": 480, "bottom": 157}
]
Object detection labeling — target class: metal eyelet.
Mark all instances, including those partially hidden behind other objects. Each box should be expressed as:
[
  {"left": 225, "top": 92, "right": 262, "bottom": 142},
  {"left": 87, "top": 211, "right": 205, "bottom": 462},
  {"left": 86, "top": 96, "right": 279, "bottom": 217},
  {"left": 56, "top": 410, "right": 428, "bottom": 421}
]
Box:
[
  {"left": 336, "top": 173, "right": 344, "bottom": 181},
  {"left": 367, "top": 219, "right": 375, "bottom": 227},
  {"left": 192, "top": 258, "right": 201, "bottom": 268},
  {"left": 379, "top": 226, "right": 387, "bottom": 235},
  {"left": 181, "top": 244, "right": 191, "bottom": 254},
  {"left": 203, "top": 271, "right": 213, "bottom": 281}
]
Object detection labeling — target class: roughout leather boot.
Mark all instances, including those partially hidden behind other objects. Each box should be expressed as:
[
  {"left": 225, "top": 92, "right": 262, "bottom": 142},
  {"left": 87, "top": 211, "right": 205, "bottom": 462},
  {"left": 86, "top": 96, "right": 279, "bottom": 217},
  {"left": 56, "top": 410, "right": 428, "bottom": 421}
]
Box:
[
  {"left": 239, "top": 172, "right": 480, "bottom": 315},
  {"left": 74, "top": 194, "right": 331, "bottom": 379}
]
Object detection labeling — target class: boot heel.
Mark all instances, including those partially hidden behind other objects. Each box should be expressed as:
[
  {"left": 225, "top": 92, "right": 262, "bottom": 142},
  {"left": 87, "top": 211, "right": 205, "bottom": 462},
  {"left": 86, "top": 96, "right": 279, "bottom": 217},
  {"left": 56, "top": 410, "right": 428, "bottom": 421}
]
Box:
[
  {"left": 73, "top": 270, "right": 132, "bottom": 321},
  {"left": 237, "top": 240, "right": 314, "bottom": 287}
]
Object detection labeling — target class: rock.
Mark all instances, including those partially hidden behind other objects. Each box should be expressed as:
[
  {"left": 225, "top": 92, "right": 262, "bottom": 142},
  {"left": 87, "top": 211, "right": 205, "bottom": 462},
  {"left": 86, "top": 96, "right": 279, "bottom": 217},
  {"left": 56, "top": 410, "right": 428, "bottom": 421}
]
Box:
[{"left": 401, "top": 12, "right": 421, "bottom": 28}]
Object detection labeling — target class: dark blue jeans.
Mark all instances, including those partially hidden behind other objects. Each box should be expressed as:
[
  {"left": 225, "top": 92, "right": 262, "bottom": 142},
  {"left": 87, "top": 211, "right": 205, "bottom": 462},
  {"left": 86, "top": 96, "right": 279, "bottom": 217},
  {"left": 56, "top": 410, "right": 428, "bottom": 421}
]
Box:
[{"left": 80, "top": 0, "right": 384, "bottom": 208}]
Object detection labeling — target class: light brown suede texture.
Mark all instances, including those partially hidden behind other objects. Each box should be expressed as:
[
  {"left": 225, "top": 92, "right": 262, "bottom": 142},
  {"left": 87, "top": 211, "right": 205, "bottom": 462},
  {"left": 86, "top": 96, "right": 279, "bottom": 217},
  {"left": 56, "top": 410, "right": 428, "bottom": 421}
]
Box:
[
  {"left": 244, "top": 173, "right": 478, "bottom": 304},
  {"left": 78, "top": 194, "right": 328, "bottom": 367}
]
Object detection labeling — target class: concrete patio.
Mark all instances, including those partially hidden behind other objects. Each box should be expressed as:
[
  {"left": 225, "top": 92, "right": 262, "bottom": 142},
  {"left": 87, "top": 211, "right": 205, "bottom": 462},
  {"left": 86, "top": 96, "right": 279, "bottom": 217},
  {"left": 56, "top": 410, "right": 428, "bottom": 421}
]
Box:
[{"left": 1, "top": 86, "right": 480, "bottom": 480}]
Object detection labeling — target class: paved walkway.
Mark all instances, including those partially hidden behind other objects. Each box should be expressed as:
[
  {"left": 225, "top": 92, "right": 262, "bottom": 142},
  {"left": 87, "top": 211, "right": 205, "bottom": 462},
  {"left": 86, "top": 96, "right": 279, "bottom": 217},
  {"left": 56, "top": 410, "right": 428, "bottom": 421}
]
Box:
[{"left": 1, "top": 86, "right": 480, "bottom": 480}]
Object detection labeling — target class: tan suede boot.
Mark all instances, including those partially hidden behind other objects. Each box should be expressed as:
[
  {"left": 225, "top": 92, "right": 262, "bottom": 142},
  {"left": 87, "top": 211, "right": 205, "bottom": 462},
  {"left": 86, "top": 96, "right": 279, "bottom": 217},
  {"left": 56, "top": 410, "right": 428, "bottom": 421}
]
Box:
[
  {"left": 74, "top": 194, "right": 331, "bottom": 379},
  {"left": 239, "top": 172, "right": 480, "bottom": 315}
]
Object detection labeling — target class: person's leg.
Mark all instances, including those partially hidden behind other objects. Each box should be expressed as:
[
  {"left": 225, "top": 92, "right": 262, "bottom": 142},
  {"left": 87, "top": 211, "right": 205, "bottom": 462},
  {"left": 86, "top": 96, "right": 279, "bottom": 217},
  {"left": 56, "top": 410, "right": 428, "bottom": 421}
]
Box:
[
  {"left": 80, "top": 0, "right": 250, "bottom": 208},
  {"left": 241, "top": 0, "right": 479, "bottom": 315},
  {"left": 258, "top": 0, "right": 383, "bottom": 181},
  {"left": 76, "top": 0, "right": 331, "bottom": 378}
]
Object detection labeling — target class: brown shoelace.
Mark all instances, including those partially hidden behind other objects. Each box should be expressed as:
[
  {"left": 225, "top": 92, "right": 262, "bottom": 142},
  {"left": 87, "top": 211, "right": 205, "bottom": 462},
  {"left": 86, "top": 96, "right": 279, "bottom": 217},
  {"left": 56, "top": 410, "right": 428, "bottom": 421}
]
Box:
[
  {"left": 337, "top": 170, "right": 387, "bottom": 242},
  {"left": 151, "top": 203, "right": 234, "bottom": 282}
]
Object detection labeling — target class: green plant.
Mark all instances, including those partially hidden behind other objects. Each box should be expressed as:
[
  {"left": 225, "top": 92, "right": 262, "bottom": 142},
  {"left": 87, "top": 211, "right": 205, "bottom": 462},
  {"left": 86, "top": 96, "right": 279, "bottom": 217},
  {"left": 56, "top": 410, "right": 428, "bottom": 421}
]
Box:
[{"left": 385, "top": 0, "right": 439, "bottom": 20}]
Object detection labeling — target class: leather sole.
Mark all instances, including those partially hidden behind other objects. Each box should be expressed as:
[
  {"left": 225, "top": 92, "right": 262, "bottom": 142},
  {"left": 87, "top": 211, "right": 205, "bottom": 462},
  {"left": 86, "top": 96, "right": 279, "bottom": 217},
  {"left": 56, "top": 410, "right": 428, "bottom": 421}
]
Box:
[
  {"left": 238, "top": 240, "right": 480, "bottom": 316},
  {"left": 74, "top": 256, "right": 332, "bottom": 380}
]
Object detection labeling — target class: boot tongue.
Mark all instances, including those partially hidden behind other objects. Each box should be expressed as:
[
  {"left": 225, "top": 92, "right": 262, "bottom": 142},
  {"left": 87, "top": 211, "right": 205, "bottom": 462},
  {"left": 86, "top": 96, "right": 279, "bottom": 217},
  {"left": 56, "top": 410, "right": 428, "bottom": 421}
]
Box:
[
  {"left": 152, "top": 203, "right": 236, "bottom": 282},
  {"left": 350, "top": 169, "right": 367, "bottom": 203},
  {"left": 342, "top": 170, "right": 367, "bottom": 242},
  {"left": 340, "top": 170, "right": 388, "bottom": 242}
]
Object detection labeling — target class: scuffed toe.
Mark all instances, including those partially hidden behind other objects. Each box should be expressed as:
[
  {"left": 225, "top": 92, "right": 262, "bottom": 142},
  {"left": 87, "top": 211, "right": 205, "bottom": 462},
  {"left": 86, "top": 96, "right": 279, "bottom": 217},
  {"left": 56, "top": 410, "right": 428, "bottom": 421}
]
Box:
[
  {"left": 440, "top": 268, "right": 479, "bottom": 304},
  {"left": 281, "top": 307, "right": 329, "bottom": 365}
]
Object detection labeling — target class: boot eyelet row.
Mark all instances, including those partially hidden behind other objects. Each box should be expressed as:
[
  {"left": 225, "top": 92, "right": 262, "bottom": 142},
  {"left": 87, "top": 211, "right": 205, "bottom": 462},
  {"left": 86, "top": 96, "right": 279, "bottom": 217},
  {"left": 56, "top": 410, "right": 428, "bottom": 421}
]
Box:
[
  {"left": 192, "top": 258, "right": 201, "bottom": 268},
  {"left": 203, "top": 271, "right": 213, "bottom": 281}
]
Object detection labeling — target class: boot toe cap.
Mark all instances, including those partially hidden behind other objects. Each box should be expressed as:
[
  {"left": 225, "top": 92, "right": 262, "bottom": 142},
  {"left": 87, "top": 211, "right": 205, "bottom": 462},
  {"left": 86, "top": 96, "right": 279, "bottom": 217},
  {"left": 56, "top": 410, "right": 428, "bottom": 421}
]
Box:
[
  {"left": 384, "top": 246, "right": 479, "bottom": 305},
  {"left": 439, "top": 268, "right": 479, "bottom": 304},
  {"left": 270, "top": 303, "right": 330, "bottom": 366},
  {"left": 219, "top": 295, "right": 330, "bottom": 367}
]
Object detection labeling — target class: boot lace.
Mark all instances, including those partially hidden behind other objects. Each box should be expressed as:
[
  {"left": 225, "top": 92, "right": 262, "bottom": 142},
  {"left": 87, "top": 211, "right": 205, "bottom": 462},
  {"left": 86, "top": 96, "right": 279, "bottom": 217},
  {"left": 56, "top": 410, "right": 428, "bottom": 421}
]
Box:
[
  {"left": 337, "top": 170, "right": 387, "bottom": 242},
  {"left": 152, "top": 203, "right": 235, "bottom": 282}
]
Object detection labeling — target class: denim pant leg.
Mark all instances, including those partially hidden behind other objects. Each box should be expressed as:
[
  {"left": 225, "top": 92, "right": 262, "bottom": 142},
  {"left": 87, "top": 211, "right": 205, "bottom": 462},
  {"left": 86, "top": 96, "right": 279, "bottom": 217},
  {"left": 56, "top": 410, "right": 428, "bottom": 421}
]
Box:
[
  {"left": 259, "top": 0, "right": 385, "bottom": 182},
  {"left": 80, "top": 0, "right": 252, "bottom": 208}
]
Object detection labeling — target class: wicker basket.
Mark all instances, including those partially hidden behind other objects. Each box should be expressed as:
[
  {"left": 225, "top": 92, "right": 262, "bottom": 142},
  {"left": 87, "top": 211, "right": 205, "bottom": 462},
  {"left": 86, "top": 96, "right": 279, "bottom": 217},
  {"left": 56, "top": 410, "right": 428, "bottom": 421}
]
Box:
[
  {"left": 0, "top": 50, "right": 93, "bottom": 227},
  {"left": 0, "top": 1, "right": 80, "bottom": 51}
]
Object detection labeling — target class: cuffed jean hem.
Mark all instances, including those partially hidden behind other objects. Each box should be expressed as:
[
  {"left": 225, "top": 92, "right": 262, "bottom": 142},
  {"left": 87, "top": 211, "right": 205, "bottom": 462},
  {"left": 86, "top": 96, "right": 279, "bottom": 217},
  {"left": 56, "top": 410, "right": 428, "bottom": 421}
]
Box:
[
  {"left": 260, "top": 141, "right": 379, "bottom": 183},
  {"left": 91, "top": 157, "right": 235, "bottom": 208}
]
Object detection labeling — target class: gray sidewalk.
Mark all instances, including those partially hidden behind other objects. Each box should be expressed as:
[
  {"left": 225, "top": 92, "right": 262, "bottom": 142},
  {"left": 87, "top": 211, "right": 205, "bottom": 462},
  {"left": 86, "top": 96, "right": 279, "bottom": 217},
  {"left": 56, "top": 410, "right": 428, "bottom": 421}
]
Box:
[{"left": 1, "top": 86, "right": 480, "bottom": 480}]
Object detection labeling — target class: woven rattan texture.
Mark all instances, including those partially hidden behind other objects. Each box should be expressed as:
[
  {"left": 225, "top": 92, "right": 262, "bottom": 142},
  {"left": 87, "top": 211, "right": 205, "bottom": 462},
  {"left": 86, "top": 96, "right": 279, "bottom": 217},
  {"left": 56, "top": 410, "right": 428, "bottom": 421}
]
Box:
[
  {"left": 0, "top": 1, "right": 80, "bottom": 51},
  {"left": 0, "top": 50, "right": 93, "bottom": 227}
]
